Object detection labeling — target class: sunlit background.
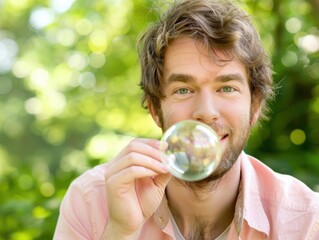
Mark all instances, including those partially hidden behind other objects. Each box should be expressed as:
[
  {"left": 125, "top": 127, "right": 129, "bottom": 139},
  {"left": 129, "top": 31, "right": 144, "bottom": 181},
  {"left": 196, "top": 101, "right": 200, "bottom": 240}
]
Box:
[{"left": 0, "top": 0, "right": 318, "bottom": 239}]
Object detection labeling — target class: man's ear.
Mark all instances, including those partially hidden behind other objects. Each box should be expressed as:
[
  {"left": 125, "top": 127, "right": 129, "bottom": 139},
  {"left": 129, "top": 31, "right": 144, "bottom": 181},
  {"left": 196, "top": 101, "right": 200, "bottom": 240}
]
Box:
[
  {"left": 251, "top": 101, "right": 262, "bottom": 126},
  {"left": 148, "top": 100, "right": 161, "bottom": 127}
]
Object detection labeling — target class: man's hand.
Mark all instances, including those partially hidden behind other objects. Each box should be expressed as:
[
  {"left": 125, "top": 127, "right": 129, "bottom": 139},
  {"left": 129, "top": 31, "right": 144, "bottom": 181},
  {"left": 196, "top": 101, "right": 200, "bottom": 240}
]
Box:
[{"left": 101, "top": 138, "right": 171, "bottom": 240}]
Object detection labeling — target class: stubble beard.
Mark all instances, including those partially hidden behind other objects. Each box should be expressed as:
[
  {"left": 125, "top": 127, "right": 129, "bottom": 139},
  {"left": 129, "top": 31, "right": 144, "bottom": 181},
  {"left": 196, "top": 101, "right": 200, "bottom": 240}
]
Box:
[
  {"left": 160, "top": 114, "right": 252, "bottom": 191},
  {"left": 184, "top": 124, "right": 250, "bottom": 191}
]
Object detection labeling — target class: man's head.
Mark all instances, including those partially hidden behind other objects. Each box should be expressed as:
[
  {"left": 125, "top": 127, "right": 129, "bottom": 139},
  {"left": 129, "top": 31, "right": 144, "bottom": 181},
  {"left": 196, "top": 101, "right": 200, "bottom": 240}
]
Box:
[{"left": 138, "top": 0, "right": 274, "bottom": 126}]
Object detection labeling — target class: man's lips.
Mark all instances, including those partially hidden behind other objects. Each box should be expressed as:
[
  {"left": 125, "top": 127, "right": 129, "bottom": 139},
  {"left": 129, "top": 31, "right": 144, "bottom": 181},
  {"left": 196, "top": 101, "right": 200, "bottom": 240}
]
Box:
[{"left": 219, "top": 134, "right": 228, "bottom": 141}]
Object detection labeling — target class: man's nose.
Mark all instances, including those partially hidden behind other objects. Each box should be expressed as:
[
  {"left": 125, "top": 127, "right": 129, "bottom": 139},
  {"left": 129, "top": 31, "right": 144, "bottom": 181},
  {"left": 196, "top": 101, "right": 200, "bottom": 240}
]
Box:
[{"left": 192, "top": 90, "right": 220, "bottom": 124}]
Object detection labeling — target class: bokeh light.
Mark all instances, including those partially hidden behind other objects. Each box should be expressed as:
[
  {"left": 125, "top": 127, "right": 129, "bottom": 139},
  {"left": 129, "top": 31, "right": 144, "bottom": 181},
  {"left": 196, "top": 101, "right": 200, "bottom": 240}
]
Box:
[
  {"left": 67, "top": 52, "right": 88, "bottom": 71},
  {"left": 0, "top": 37, "right": 18, "bottom": 73},
  {"left": 290, "top": 129, "right": 306, "bottom": 145},
  {"left": 29, "top": 7, "right": 55, "bottom": 30},
  {"left": 75, "top": 18, "right": 93, "bottom": 36},
  {"left": 40, "top": 182, "right": 55, "bottom": 197},
  {"left": 56, "top": 28, "right": 76, "bottom": 46},
  {"left": 285, "top": 17, "right": 302, "bottom": 34},
  {"left": 298, "top": 35, "right": 319, "bottom": 53},
  {"left": 50, "top": 0, "right": 75, "bottom": 13},
  {"left": 281, "top": 50, "right": 298, "bottom": 67},
  {"left": 88, "top": 29, "right": 108, "bottom": 52}
]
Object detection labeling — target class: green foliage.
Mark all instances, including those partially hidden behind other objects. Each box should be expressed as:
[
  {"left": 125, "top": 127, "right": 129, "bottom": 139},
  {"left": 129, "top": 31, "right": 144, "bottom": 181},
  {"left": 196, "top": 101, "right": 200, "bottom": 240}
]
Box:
[{"left": 0, "top": 0, "right": 318, "bottom": 238}]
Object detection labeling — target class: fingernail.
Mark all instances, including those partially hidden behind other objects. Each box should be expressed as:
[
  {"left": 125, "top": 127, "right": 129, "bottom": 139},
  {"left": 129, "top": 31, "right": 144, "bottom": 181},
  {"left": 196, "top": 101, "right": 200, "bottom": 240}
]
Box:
[
  {"left": 161, "top": 163, "right": 168, "bottom": 172},
  {"left": 160, "top": 141, "right": 168, "bottom": 149}
]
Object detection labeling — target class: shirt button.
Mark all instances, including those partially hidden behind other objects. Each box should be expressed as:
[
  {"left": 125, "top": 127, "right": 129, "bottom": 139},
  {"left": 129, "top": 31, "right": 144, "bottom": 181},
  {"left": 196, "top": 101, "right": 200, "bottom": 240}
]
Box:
[{"left": 158, "top": 216, "right": 165, "bottom": 223}]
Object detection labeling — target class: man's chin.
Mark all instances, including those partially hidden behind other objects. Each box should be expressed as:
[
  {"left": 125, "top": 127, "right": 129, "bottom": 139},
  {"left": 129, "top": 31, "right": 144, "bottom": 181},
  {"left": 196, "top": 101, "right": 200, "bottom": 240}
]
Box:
[
  {"left": 179, "top": 149, "right": 242, "bottom": 190},
  {"left": 176, "top": 167, "right": 231, "bottom": 191}
]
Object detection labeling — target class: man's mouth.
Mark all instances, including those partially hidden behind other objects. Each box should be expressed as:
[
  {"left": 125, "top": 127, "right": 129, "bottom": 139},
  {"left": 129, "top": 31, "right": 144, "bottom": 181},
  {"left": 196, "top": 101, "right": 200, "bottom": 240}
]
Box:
[{"left": 220, "top": 134, "right": 228, "bottom": 141}]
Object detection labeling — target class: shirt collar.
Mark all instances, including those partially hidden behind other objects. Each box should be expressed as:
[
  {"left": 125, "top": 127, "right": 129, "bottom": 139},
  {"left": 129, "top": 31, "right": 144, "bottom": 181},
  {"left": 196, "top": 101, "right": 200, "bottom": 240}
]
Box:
[
  {"left": 153, "top": 152, "right": 270, "bottom": 237},
  {"left": 239, "top": 152, "right": 270, "bottom": 236},
  {"left": 153, "top": 194, "right": 176, "bottom": 237}
]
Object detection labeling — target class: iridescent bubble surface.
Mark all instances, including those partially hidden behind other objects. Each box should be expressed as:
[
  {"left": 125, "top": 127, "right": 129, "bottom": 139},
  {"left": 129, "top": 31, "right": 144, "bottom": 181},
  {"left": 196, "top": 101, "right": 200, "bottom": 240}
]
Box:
[{"left": 160, "top": 120, "right": 222, "bottom": 181}]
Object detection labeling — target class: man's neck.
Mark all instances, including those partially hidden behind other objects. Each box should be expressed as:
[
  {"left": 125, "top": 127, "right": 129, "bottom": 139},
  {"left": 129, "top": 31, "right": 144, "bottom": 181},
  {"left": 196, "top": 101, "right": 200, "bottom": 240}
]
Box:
[{"left": 166, "top": 158, "right": 241, "bottom": 239}]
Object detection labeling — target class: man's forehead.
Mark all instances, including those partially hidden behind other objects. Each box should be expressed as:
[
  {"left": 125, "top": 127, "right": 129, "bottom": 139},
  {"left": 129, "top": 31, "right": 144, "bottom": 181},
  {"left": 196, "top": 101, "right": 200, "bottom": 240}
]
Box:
[
  {"left": 164, "top": 38, "right": 234, "bottom": 61},
  {"left": 163, "top": 38, "right": 247, "bottom": 83}
]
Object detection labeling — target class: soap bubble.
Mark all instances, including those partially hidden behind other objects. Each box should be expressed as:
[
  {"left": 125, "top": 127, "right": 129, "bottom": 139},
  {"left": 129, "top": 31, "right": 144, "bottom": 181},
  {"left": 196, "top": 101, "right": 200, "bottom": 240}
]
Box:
[{"left": 160, "top": 120, "right": 222, "bottom": 181}]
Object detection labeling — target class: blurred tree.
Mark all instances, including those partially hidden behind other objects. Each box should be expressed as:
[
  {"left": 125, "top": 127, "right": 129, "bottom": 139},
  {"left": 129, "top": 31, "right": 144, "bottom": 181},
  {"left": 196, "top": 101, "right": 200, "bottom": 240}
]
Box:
[{"left": 0, "top": 0, "right": 318, "bottom": 239}]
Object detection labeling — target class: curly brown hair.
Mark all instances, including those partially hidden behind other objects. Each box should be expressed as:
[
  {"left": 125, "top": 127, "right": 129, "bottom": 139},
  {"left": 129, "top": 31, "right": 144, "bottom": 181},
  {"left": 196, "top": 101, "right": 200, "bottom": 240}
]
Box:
[{"left": 137, "top": 0, "right": 274, "bottom": 123}]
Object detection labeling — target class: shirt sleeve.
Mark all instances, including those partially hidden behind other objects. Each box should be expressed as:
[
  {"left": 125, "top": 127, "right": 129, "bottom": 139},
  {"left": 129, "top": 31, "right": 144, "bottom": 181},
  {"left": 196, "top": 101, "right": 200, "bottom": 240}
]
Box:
[
  {"left": 53, "top": 166, "right": 108, "bottom": 240},
  {"left": 309, "top": 201, "right": 319, "bottom": 240}
]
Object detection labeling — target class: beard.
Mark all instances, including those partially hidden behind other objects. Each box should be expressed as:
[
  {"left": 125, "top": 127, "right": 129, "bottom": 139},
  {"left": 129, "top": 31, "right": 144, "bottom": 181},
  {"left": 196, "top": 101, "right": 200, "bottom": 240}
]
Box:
[
  {"left": 159, "top": 110, "right": 253, "bottom": 191},
  {"left": 183, "top": 123, "right": 250, "bottom": 191}
]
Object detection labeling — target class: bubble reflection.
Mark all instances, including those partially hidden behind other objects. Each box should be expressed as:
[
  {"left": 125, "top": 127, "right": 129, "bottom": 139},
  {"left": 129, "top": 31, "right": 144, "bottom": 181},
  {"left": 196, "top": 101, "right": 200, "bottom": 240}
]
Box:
[{"left": 160, "top": 120, "right": 222, "bottom": 181}]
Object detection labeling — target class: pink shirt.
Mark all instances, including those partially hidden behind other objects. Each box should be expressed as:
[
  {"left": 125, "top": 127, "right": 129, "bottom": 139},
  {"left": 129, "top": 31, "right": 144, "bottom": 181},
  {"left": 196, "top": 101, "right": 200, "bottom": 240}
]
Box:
[{"left": 54, "top": 152, "right": 319, "bottom": 239}]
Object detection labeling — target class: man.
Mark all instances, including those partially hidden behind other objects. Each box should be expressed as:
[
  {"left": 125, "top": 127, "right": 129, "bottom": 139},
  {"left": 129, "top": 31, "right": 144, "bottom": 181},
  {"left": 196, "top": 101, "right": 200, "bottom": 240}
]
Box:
[{"left": 54, "top": 0, "right": 319, "bottom": 239}]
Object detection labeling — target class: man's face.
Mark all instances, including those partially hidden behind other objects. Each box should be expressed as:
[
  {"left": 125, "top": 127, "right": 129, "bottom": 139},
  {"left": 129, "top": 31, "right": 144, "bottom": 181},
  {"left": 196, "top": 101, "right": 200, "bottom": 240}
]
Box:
[{"left": 150, "top": 38, "right": 260, "bottom": 183}]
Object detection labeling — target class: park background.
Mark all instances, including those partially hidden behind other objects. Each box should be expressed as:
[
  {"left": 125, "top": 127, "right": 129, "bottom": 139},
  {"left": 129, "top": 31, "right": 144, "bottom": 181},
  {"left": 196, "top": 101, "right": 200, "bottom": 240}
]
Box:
[{"left": 0, "top": 0, "right": 318, "bottom": 239}]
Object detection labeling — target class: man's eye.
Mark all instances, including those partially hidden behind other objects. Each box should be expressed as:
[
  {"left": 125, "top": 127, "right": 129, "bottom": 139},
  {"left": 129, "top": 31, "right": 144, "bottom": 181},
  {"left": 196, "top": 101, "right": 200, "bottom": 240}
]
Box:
[
  {"left": 175, "top": 88, "right": 190, "bottom": 94},
  {"left": 221, "top": 86, "right": 235, "bottom": 93}
]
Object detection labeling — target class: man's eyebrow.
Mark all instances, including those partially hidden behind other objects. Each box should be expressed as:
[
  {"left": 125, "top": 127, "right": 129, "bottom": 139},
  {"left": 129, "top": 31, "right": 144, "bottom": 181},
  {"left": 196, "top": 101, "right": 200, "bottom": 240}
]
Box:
[
  {"left": 165, "top": 73, "right": 196, "bottom": 84},
  {"left": 215, "top": 73, "right": 246, "bottom": 84},
  {"left": 165, "top": 73, "right": 246, "bottom": 85}
]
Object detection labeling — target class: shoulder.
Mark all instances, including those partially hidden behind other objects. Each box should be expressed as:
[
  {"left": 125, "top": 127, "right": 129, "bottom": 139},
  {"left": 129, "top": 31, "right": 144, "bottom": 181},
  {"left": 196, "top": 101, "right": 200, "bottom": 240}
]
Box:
[
  {"left": 60, "top": 163, "right": 109, "bottom": 207},
  {"left": 70, "top": 163, "right": 109, "bottom": 194},
  {"left": 62, "top": 163, "right": 110, "bottom": 210},
  {"left": 242, "top": 154, "right": 319, "bottom": 238},
  {"left": 246, "top": 154, "right": 319, "bottom": 209},
  {"left": 55, "top": 163, "right": 110, "bottom": 239}
]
